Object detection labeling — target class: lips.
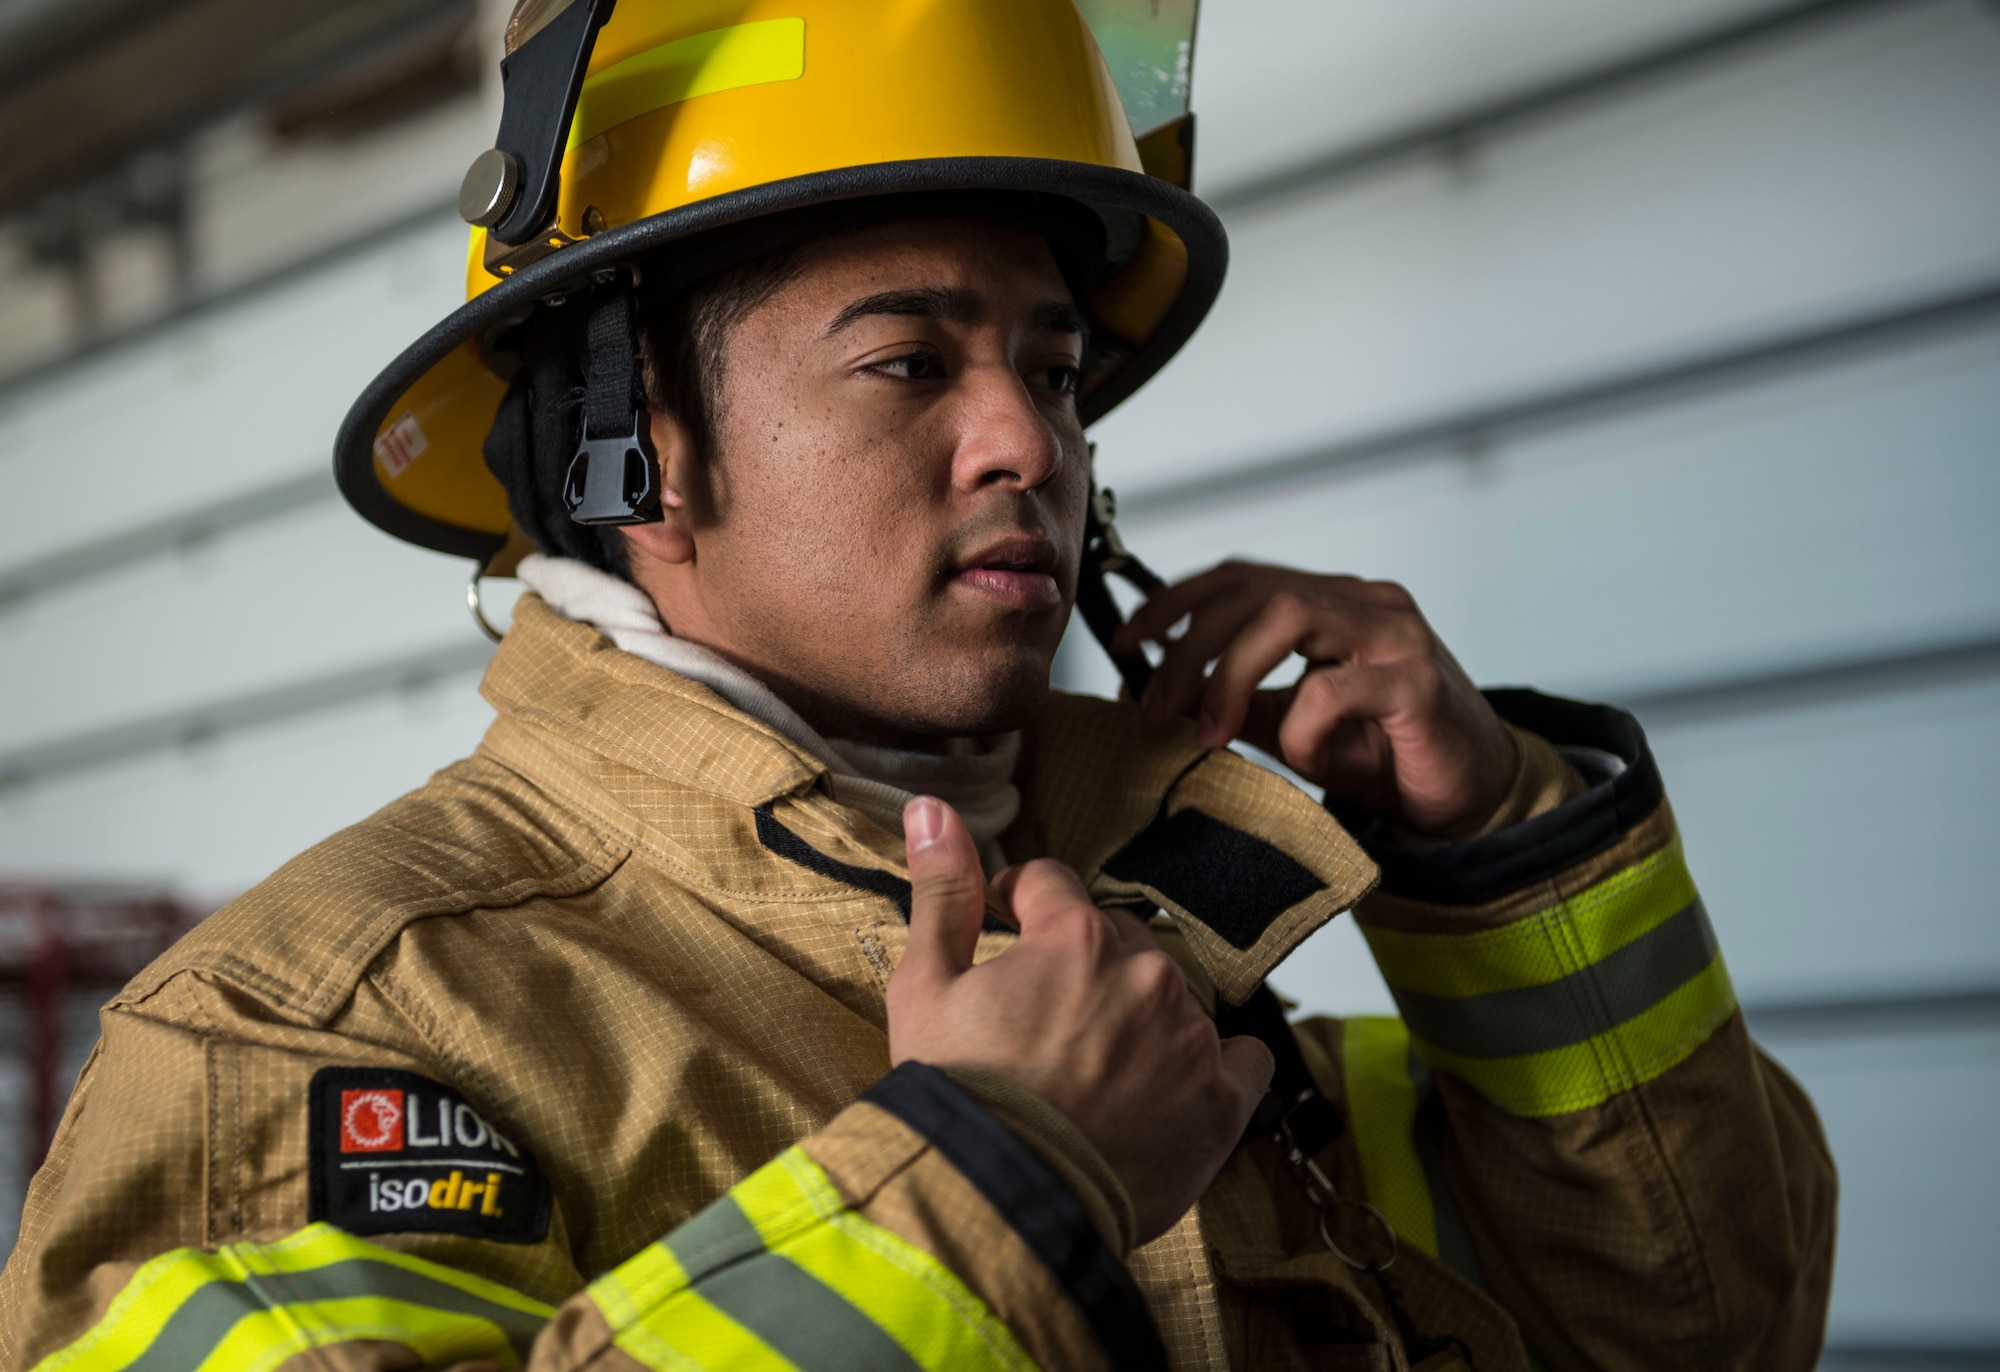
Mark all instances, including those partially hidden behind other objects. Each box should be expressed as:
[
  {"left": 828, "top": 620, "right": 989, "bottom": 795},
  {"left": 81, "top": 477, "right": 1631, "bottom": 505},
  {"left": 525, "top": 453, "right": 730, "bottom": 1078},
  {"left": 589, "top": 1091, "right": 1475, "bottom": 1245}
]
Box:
[{"left": 953, "top": 534, "right": 1062, "bottom": 611}]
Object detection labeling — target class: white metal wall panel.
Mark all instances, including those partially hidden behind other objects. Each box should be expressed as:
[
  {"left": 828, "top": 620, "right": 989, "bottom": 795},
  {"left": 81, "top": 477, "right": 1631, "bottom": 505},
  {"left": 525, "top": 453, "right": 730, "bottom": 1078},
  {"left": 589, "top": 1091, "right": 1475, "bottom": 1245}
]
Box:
[
  {"left": 0, "top": 666, "right": 493, "bottom": 895},
  {"left": 1084, "top": 329, "right": 2000, "bottom": 698},
  {"left": 1095, "top": 0, "right": 2000, "bottom": 495},
  {"left": 1648, "top": 676, "right": 2000, "bottom": 1003},
  {"left": 0, "top": 0, "right": 1992, "bottom": 1350},
  {"left": 1769, "top": 1028, "right": 2000, "bottom": 1348},
  {"left": 0, "top": 213, "right": 465, "bottom": 569},
  {"left": 1195, "top": 0, "right": 1804, "bottom": 194},
  {"left": 0, "top": 499, "right": 486, "bottom": 756}
]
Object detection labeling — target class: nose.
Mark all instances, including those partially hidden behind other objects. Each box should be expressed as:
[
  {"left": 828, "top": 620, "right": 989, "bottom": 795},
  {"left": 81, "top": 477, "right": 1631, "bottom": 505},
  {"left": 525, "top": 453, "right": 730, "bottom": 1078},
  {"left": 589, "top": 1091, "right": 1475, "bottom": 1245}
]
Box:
[{"left": 949, "top": 366, "right": 1064, "bottom": 494}]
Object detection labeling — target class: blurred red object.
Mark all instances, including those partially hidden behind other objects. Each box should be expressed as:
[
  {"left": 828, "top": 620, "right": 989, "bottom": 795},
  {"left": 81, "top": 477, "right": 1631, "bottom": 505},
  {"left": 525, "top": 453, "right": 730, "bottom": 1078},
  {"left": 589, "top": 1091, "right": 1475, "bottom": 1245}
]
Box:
[{"left": 0, "top": 885, "right": 206, "bottom": 1191}]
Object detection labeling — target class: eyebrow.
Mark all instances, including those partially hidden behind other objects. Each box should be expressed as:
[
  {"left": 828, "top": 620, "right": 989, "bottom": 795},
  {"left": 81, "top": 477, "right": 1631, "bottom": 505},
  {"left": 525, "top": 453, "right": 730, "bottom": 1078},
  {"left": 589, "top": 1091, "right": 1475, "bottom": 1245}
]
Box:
[
  {"left": 1031, "top": 299, "right": 1088, "bottom": 339},
  {"left": 822, "top": 286, "right": 1087, "bottom": 339}
]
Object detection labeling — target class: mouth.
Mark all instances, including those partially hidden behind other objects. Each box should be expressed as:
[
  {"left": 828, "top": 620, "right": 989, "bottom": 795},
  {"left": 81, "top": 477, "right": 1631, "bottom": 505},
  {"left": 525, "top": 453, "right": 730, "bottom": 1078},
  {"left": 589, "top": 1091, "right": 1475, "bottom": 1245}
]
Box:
[{"left": 952, "top": 534, "right": 1062, "bottom": 612}]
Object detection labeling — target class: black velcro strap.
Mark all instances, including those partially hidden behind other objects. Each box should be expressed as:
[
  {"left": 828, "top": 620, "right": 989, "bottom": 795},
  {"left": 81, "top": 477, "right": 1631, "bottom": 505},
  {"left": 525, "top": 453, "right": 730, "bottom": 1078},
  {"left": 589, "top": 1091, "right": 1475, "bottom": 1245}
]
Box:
[
  {"left": 583, "top": 282, "right": 641, "bottom": 440},
  {"left": 1102, "top": 806, "right": 1327, "bottom": 951},
  {"left": 1216, "top": 984, "right": 1343, "bottom": 1158},
  {"left": 564, "top": 275, "right": 661, "bottom": 526},
  {"left": 863, "top": 1063, "right": 1169, "bottom": 1372}
]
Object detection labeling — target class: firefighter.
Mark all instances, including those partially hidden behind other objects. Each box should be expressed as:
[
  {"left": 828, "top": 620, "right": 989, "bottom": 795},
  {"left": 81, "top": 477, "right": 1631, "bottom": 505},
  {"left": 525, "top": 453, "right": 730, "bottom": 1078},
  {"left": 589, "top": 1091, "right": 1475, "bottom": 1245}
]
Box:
[{"left": 1, "top": 1, "right": 1836, "bottom": 1368}]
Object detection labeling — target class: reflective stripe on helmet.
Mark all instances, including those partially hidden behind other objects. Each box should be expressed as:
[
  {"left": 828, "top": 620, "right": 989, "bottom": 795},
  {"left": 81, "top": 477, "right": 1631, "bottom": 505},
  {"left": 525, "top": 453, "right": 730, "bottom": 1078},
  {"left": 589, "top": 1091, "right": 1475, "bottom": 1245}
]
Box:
[{"left": 567, "top": 18, "right": 807, "bottom": 153}]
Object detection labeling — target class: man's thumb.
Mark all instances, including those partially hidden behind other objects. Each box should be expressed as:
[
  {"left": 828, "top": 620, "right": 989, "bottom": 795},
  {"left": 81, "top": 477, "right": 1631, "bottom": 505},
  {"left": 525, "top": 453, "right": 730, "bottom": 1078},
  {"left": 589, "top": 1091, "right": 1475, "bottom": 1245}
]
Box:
[
  {"left": 1217, "top": 1035, "right": 1277, "bottom": 1130},
  {"left": 899, "top": 796, "right": 985, "bottom": 988}
]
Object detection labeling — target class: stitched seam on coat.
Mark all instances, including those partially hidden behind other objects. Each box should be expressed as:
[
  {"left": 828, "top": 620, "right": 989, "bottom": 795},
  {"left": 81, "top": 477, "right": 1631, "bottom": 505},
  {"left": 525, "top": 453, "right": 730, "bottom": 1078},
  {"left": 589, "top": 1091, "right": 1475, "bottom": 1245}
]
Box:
[
  {"left": 481, "top": 734, "right": 894, "bottom": 907},
  {"left": 203, "top": 1038, "right": 223, "bottom": 1246},
  {"left": 855, "top": 924, "right": 896, "bottom": 988},
  {"left": 297, "top": 832, "right": 631, "bottom": 1023},
  {"left": 1630, "top": 1027, "right": 1738, "bottom": 1365},
  {"left": 363, "top": 967, "right": 521, "bottom": 1179},
  {"left": 490, "top": 690, "right": 821, "bottom": 806},
  {"left": 487, "top": 608, "right": 831, "bottom": 796},
  {"left": 109, "top": 834, "right": 632, "bottom": 1030}
]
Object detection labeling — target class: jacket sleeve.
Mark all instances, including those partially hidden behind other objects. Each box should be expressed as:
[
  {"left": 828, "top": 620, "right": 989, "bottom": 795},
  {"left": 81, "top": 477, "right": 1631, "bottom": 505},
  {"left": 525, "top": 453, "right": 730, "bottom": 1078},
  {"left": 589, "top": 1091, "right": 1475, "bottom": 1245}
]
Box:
[
  {"left": 1321, "top": 690, "right": 1837, "bottom": 1372},
  {"left": 3, "top": 1008, "right": 1156, "bottom": 1372}
]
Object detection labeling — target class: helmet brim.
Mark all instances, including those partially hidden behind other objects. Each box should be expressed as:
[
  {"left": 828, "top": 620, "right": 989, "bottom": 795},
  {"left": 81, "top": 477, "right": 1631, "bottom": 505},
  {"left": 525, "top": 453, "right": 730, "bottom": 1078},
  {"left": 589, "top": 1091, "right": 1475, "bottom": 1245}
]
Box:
[{"left": 335, "top": 156, "right": 1226, "bottom": 564}]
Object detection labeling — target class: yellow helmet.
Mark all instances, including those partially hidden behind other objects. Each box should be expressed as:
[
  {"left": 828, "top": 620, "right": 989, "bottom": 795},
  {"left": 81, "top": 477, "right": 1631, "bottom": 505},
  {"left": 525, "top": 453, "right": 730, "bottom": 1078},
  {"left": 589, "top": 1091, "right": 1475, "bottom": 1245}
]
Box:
[{"left": 334, "top": 0, "right": 1221, "bottom": 579}]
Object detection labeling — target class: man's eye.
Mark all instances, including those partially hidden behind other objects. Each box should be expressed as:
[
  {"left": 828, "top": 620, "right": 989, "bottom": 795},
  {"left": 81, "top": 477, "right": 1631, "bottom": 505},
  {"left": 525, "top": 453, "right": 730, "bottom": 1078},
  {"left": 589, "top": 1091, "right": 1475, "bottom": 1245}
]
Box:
[
  {"left": 1033, "top": 364, "right": 1081, "bottom": 397},
  {"left": 872, "top": 352, "right": 947, "bottom": 381}
]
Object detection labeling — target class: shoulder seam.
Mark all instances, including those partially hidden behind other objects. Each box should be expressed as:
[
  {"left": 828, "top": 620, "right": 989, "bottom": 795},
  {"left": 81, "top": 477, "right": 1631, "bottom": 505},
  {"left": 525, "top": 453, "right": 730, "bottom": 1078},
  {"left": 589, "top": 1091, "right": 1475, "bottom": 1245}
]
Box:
[
  {"left": 120, "top": 831, "right": 631, "bottom": 1028},
  {"left": 296, "top": 828, "right": 631, "bottom": 1023}
]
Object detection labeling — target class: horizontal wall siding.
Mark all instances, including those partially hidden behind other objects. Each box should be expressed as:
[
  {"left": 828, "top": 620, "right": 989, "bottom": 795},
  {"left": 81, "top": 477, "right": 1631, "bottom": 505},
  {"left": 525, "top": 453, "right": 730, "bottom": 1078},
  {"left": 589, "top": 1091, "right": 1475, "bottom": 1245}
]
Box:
[
  {"left": 1094, "top": 0, "right": 2000, "bottom": 495},
  {"left": 0, "top": 665, "right": 493, "bottom": 894},
  {"left": 0, "top": 498, "right": 487, "bottom": 757},
  {"left": 1083, "top": 327, "right": 2000, "bottom": 697},
  {"left": 1772, "top": 1028, "right": 2000, "bottom": 1347},
  {"left": 0, "top": 212, "right": 466, "bottom": 570},
  {"left": 1194, "top": 0, "right": 1808, "bottom": 195}
]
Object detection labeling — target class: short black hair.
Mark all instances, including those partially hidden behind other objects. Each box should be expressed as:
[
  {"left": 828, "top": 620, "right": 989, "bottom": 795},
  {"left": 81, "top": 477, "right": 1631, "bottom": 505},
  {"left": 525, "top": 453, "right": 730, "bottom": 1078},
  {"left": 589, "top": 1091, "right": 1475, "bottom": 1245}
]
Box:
[
  {"left": 634, "top": 248, "right": 804, "bottom": 466},
  {"left": 481, "top": 249, "right": 802, "bottom": 578}
]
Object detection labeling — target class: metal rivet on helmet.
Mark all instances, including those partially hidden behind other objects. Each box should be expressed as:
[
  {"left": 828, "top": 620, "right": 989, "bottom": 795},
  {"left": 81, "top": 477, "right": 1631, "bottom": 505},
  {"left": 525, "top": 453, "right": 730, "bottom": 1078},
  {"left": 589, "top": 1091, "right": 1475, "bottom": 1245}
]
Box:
[{"left": 459, "top": 149, "right": 522, "bottom": 229}]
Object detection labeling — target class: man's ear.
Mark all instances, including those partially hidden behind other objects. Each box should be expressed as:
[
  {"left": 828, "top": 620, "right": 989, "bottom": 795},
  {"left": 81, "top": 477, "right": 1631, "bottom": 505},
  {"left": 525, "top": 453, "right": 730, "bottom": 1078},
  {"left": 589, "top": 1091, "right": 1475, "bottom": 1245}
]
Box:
[{"left": 621, "top": 408, "right": 698, "bottom": 565}]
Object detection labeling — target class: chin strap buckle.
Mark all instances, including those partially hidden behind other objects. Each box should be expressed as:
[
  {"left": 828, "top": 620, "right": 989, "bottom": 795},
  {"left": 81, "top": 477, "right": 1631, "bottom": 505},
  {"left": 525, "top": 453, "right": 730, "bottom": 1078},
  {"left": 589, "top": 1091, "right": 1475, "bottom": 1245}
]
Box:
[
  {"left": 1076, "top": 450, "right": 1166, "bottom": 700},
  {"left": 565, "top": 411, "right": 660, "bottom": 525},
  {"left": 564, "top": 270, "right": 662, "bottom": 526}
]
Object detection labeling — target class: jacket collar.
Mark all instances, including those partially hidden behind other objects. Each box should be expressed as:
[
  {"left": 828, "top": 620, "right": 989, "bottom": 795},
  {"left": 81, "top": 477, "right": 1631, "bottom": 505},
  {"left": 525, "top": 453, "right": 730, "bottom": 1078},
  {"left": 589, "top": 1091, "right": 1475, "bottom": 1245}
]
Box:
[{"left": 479, "top": 594, "right": 1378, "bottom": 1001}]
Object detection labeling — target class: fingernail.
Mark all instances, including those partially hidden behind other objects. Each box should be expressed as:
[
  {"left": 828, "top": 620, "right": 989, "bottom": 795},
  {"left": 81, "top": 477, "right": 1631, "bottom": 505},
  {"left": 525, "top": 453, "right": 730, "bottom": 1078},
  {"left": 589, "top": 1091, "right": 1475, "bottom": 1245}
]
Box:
[{"left": 904, "top": 796, "right": 944, "bottom": 850}]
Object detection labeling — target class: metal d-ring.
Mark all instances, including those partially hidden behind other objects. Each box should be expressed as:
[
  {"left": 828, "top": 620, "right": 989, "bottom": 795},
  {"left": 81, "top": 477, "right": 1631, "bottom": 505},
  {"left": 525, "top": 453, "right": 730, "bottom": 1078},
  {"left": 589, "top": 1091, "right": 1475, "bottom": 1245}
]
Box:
[
  {"left": 468, "top": 568, "right": 505, "bottom": 642},
  {"left": 1293, "top": 1148, "right": 1400, "bottom": 1272},
  {"left": 1318, "top": 1196, "right": 1400, "bottom": 1272}
]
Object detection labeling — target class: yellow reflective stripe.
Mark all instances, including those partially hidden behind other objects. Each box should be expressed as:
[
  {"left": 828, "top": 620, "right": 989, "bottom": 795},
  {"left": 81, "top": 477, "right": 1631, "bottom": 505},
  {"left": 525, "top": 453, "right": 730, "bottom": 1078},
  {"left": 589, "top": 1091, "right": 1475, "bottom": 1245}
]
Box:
[
  {"left": 188, "top": 1297, "right": 519, "bottom": 1372},
  {"left": 1412, "top": 954, "right": 1737, "bottom": 1117},
  {"left": 1362, "top": 836, "right": 1699, "bottom": 999},
  {"left": 589, "top": 1241, "right": 689, "bottom": 1328},
  {"left": 590, "top": 1146, "right": 1031, "bottom": 1372},
  {"left": 608, "top": 1287, "right": 798, "bottom": 1372},
  {"left": 570, "top": 19, "right": 807, "bottom": 151},
  {"left": 760, "top": 1152, "right": 1033, "bottom": 1372},
  {"left": 1340, "top": 1017, "right": 1438, "bottom": 1259},
  {"left": 32, "top": 1223, "right": 553, "bottom": 1372}
]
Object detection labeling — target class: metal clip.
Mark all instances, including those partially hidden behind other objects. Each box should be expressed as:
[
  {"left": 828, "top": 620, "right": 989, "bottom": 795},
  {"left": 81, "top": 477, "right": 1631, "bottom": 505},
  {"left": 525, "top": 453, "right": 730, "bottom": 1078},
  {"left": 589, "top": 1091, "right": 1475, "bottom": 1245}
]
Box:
[
  {"left": 1278, "top": 1112, "right": 1399, "bottom": 1271},
  {"left": 467, "top": 568, "right": 504, "bottom": 643}
]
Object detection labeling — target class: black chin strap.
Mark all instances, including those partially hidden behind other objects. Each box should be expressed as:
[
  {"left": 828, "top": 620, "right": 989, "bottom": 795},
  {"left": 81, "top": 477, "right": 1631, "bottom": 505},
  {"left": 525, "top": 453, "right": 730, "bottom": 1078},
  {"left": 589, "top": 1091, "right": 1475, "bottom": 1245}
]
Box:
[
  {"left": 563, "top": 272, "right": 663, "bottom": 527},
  {"left": 1077, "top": 484, "right": 1164, "bottom": 701}
]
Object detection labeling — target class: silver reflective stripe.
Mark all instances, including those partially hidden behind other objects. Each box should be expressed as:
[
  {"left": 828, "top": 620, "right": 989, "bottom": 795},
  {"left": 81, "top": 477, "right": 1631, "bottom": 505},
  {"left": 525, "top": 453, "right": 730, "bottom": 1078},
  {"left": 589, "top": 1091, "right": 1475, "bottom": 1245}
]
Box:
[
  {"left": 661, "top": 1194, "right": 766, "bottom": 1280},
  {"left": 665, "top": 1195, "right": 923, "bottom": 1372},
  {"left": 1393, "top": 898, "right": 1720, "bottom": 1059},
  {"left": 120, "top": 1258, "right": 543, "bottom": 1372}
]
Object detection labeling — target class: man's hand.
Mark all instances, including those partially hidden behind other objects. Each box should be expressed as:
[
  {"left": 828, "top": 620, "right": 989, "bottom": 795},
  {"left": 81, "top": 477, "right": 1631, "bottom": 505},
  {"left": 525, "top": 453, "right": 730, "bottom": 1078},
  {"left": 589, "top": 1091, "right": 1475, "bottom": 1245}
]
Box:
[
  {"left": 889, "top": 797, "right": 1273, "bottom": 1245},
  {"left": 1112, "top": 561, "right": 1517, "bottom": 839}
]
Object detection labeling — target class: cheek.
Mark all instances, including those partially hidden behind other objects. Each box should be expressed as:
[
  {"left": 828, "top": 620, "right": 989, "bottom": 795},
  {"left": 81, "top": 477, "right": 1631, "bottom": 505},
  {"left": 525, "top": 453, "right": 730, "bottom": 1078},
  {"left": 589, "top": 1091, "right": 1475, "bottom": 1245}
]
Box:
[{"left": 720, "top": 421, "right": 943, "bottom": 597}]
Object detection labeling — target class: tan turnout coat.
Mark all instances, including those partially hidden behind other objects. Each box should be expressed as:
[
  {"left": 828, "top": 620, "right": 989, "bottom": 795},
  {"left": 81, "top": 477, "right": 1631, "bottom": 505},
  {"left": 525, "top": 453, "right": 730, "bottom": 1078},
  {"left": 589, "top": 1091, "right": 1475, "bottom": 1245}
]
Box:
[{"left": 2, "top": 595, "right": 1836, "bottom": 1370}]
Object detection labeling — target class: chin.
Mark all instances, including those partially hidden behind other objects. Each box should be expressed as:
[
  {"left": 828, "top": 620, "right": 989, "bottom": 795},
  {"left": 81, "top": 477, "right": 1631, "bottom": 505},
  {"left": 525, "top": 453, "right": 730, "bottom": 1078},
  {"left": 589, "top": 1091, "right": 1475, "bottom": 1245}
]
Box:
[{"left": 893, "top": 650, "right": 1054, "bottom": 738}]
